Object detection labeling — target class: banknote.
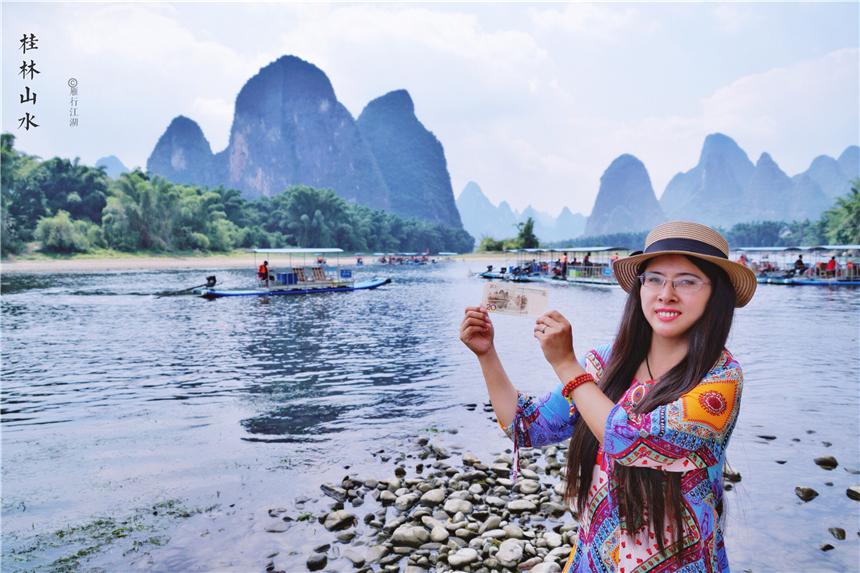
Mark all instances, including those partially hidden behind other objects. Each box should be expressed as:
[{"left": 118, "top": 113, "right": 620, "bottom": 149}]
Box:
[{"left": 482, "top": 283, "right": 548, "bottom": 317}]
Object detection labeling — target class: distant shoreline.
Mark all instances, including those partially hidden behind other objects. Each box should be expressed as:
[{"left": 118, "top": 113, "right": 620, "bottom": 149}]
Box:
[{"left": 1, "top": 252, "right": 510, "bottom": 274}]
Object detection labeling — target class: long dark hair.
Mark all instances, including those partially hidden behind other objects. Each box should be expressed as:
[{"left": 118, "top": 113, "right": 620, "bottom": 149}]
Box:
[{"left": 564, "top": 255, "right": 736, "bottom": 558}]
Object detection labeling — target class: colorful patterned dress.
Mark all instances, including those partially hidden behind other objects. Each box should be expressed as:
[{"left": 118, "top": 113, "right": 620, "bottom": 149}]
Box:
[{"left": 499, "top": 344, "right": 743, "bottom": 573}]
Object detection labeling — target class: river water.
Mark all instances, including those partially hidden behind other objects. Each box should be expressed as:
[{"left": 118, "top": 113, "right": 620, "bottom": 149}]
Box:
[{"left": 2, "top": 262, "right": 858, "bottom": 572}]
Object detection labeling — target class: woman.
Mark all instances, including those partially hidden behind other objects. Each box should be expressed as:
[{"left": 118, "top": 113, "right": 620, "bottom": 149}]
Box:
[{"left": 459, "top": 222, "right": 756, "bottom": 573}]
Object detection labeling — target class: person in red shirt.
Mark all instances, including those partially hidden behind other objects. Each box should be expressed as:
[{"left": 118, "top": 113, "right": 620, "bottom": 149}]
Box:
[
  {"left": 825, "top": 256, "right": 837, "bottom": 278},
  {"left": 258, "top": 260, "right": 270, "bottom": 286}
]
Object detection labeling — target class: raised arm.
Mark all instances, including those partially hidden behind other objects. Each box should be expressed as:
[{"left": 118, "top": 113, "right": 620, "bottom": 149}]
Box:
[{"left": 459, "top": 306, "right": 518, "bottom": 427}]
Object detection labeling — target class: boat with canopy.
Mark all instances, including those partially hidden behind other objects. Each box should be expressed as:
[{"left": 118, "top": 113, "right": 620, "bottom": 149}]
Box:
[
  {"left": 734, "top": 245, "right": 860, "bottom": 286},
  {"left": 199, "top": 248, "right": 392, "bottom": 298}
]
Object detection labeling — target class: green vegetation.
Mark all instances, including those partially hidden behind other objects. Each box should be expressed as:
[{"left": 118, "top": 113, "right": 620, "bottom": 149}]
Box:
[
  {"left": 477, "top": 216, "right": 539, "bottom": 252},
  {"left": 7, "top": 498, "right": 216, "bottom": 572},
  {"left": 1, "top": 133, "right": 474, "bottom": 258}
]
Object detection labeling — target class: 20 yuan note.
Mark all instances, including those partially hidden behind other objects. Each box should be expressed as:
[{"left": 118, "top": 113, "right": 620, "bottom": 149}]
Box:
[{"left": 482, "top": 283, "right": 548, "bottom": 317}]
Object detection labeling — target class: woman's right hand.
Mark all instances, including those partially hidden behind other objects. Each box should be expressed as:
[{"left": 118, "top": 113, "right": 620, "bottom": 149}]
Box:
[{"left": 459, "top": 306, "right": 494, "bottom": 357}]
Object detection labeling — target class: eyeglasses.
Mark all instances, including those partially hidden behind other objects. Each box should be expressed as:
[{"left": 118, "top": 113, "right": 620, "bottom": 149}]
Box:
[{"left": 638, "top": 271, "right": 710, "bottom": 293}]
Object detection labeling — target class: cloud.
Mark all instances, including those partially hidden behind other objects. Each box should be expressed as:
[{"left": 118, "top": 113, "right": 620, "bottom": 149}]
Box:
[{"left": 529, "top": 3, "right": 650, "bottom": 40}]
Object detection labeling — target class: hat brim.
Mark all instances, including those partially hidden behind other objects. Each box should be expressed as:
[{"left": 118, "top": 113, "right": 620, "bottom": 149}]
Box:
[{"left": 612, "top": 251, "right": 757, "bottom": 307}]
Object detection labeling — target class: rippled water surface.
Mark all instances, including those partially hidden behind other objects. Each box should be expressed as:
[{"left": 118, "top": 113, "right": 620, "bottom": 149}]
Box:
[{"left": 2, "top": 262, "right": 859, "bottom": 572}]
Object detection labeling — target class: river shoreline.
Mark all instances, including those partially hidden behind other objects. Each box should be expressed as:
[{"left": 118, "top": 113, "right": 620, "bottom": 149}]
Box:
[{"left": 0, "top": 252, "right": 508, "bottom": 274}]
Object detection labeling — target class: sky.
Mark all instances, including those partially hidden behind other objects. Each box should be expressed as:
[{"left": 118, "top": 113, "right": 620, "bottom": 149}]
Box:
[{"left": 2, "top": 1, "right": 858, "bottom": 216}]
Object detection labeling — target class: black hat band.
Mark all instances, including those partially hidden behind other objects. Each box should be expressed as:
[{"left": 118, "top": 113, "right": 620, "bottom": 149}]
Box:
[{"left": 644, "top": 238, "right": 727, "bottom": 259}]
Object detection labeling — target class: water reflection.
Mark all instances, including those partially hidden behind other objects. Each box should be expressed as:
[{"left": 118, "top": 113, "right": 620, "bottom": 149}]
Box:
[{"left": 1, "top": 264, "right": 858, "bottom": 572}]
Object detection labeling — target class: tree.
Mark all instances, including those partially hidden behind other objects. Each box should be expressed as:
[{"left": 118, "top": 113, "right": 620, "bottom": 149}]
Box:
[
  {"left": 34, "top": 210, "right": 100, "bottom": 253},
  {"left": 516, "top": 217, "right": 539, "bottom": 248},
  {"left": 821, "top": 182, "right": 860, "bottom": 244}
]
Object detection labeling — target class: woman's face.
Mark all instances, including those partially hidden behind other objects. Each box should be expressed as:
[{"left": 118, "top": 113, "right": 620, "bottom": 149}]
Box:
[{"left": 640, "top": 254, "right": 712, "bottom": 341}]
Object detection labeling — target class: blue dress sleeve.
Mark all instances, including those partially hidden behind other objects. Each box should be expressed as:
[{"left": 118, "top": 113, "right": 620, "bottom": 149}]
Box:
[{"left": 499, "top": 345, "right": 611, "bottom": 448}]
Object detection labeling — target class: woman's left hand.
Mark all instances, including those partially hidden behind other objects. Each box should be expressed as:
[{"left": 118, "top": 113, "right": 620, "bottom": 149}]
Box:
[{"left": 534, "top": 310, "right": 578, "bottom": 371}]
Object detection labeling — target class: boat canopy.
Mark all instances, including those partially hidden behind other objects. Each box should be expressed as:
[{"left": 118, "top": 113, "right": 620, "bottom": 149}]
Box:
[
  {"left": 249, "top": 248, "right": 344, "bottom": 254},
  {"left": 735, "top": 245, "right": 860, "bottom": 253},
  {"left": 437, "top": 252, "right": 458, "bottom": 256}
]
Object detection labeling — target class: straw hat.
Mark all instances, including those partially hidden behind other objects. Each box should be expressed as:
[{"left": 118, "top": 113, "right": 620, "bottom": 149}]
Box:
[{"left": 612, "top": 221, "right": 757, "bottom": 307}]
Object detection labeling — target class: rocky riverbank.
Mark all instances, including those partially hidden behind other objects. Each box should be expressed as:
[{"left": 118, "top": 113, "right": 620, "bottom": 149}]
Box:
[
  {"left": 257, "top": 425, "right": 860, "bottom": 573},
  {"left": 277, "top": 437, "right": 574, "bottom": 573}
]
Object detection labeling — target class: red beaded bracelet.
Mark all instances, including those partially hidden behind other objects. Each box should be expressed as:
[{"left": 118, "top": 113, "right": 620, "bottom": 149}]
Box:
[{"left": 562, "top": 372, "right": 595, "bottom": 402}]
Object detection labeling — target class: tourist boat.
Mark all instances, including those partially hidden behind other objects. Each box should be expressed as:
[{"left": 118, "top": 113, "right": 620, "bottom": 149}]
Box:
[
  {"left": 478, "top": 249, "right": 547, "bottom": 282},
  {"left": 534, "top": 246, "right": 628, "bottom": 287},
  {"left": 734, "top": 245, "right": 860, "bottom": 286},
  {"left": 198, "top": 248, "right": 392, "bottom": 298}
]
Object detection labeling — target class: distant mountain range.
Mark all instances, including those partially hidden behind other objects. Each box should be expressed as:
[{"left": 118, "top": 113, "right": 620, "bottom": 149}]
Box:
[
  {"left": 146, "top": 55, "right": 462, "bottom": 229},
  {"left": 585, "top": 134, "right": 858, "bottom": 236},
  {"left": 132, "top": 56, "right": 857, "bottom": 244},
  {"left": 456, "top": 181, "right": 587, "bottom": 242}
]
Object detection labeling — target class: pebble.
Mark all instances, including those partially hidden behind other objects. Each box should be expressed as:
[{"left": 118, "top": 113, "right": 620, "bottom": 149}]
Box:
[
  {"left": 497, "top": 539, "right": 525, "bottom": 567},
  {"left": 323, "top": 510, "right": 356, "bottom": 531},
  {"left": 814, "top": 456, "right": 838, "bottom": 470},
  {"left": 342, "top": 549, "right": 365, "bottom": 567},
  {"left": 419, "top": 488, "right": 446, "bottom": 506},
  {"left": 447, "top": 547, "right": 479, "bottom": 567},
  {"left": 443, "top": 498, "right": 473, "bottom": 515},
  {"left": 507, "top": 499, "right": 538, "bottom": 513},
  {"left": 306, "top": 554, "right": 326, "bottom": 571},
  {"left": 320, "top": 483, "right": 348, "bottom": 502},
  {"left": 828, "top": 527, "right": 846, "bottom": 540},
  {"left": 392, "top": 524, "right": 430, "bottom": 547},
  {"left": 518, "top": 479, "right": 541, "bottom": 494},
  {"left": 795, "top": 487, "right": 818, "bottom": 502},
  {"left": 847, "top": 486, "right": 860, "bottom": 501},
  {"left": 480, "top": 515, "right": 502, "bottom": 533},
  {"left": 395, "top": 493, "right": 420, "bottom": 511}
]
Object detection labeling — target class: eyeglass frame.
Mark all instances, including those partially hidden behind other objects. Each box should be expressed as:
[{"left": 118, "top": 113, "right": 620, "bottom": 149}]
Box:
[{"left": 637, "top": 271, "right": 711, "bottom": 293}]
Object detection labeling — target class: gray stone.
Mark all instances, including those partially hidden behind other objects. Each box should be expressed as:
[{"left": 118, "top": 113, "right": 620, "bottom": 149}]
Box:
[
  {"left": 321, "top": 483, "right": 348, "bottom": 502},
  {"left": 431, "top": 525, "right": 449, "bottom": 542},
  {"left": 480, "top": 515, "right": 503, "bottom": 533},
  {"left": 395, "top": 493, "right": 420, "bottom": 512},
  {"left": 444, "top": 498, "right": 474, "bottom": 515},
  {"left": 491, "top": 463, "right": 512, "bottom": 477},
  {"left": 795, "top": 487, "right": 819, "bottom": 502},
  {"left": 504, "top": 524, "right": 525, "bottom": 539},
  {"left": 392, "top": 524, "right": 430, "bottom": 547},
  {"left": 380, "top": 490, "right": 397, "bottom": 504},
  {"left": 343, "top": 549, "right": 366, "bottom": 567},
  {"left": 485, "top": 496, "right": 507, "bottom": 508},
  {"left": 420, "top": 488, "right": 446, "bottom": 506},
  {"left": 323, "top": 510, "right": 356, "bottom": 531},
  {"left": 367, "top": 545, "right": 389, "bottom": 563},
  {"left": 543, "top": 532, "right": 562, "bottom": 549},
  {"left": 518, "top": 479, "right": 541, "bottom": 494},
  {"left": 448, "top": 547, "right": 480, "bottom": 567},
  {"left": 497, "top": 539, "right": 524, "bottom": 567},
  {"left": 507, "top": 499, "right": 538, "bottom": 513},
  {"left": 481, "top": 528, "right": 506, "bottom": 539},
  {"left": 847, "top": 486, "right": 860, "bottom": 501}
]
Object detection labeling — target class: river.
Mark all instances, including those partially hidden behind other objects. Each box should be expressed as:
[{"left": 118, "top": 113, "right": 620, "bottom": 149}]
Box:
[{"left": 2, "top": 262, "right": 858, "bottom": 572}]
